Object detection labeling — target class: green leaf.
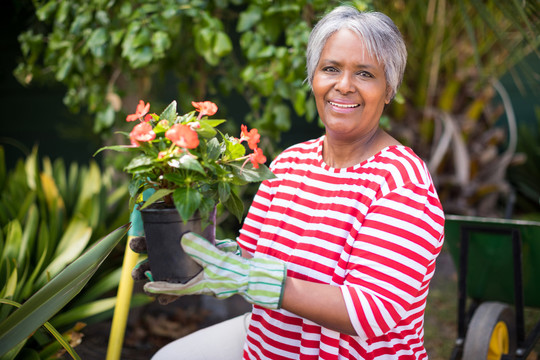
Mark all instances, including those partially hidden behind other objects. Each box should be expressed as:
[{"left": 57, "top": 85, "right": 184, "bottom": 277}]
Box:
[
  {"left": 305, "top": 97, "right": 317, "bottom": 122},
  {"left": 139, "top": 189, "right": 174, "bottom": 210},
  {"left": 55, "top": 1, "right": 70, "bottom": 24},
  {"left": 213, "top": 32, "right": 232, "bottom": 57},
  {"left": 223, "top": 191, "right": 243, "bottom": 222},
  {"left": 2, "top": 221, "right": 22, "bottom": 262},
  {"left": 20, "top": 240, "right": 49, "bottom": 300},
  {"left": 93, "top": 145, "right": 136, "bottom": 157},
  {"left": 0, "top": 224, "right": 129, "bottom": 357},
  {"left": 71, "top": 268, "right": 122, "bottom": 305},
  {"left": 50, "top": 297, "right": 117, "bottom": 328},
  {"left": 196, "top": 121, "right": 218, "bottom": 138},
  {"left": 255, "top": 72, "right": 274, "bottom": 96},
  {"left": 265, "top": 4, "right": 301, "bottom": 15},
  {"left": 199, "top": 119, "right": 226, "bottom": 128},
  {"left": 198, "top": 196, "right": 216, "bottom": 221},
  {"left": 257, "top": 45, "right": 275, "bottom": 59},
  {"left": 37, "top": 218, "right": 92, "bottom": 286},
  {"left": 230, "top": 162, "right": 275, "bottom": 183},
  {"left": 225, "top": 139, "right": 246, "bottom": 160},
  {"left": 206, "top": 138, "right": 221, "bottom": 161},
  {"left": 17, "top": 204, "right": 38, "bottom": 266},
  {"left": 237, "top": 6, "right": 262, "bottom": 32},
  {"left": 55, "top": 56, "right": 73, "bottom": 81},
  {"left": 273, "top": 104, "right": 291, "bottom": 132},
  {"left": 124, "top": 155, "right": 154, "bottom": 172},
  {"left": 173, "top": 187, "right": 201, "bottom": 222},
  {"left": 87, "top": 28, "right": 108, "bottom": 56},
  {"left": 95, "top": 10, "right": 110, "bottom": 26},
  {"left": 94, "top": 106, "right": 116, "bottom": 133},
  {"left": 293, "top": 89, "right": 306, "bottom": 116},
  {"left": 0, "top": 299, "right": 81, "bottom": 360},
  {"left": 163, "top": 173, "right": 186, "bottom": 186},
  {"left": 195, "top": 28, "right": 219, "bottom": 66},
  {"left": 178, "top": 155, "right": 205, "bottom": 175},
  {"left": 2, "top": 262, "right": 17, "bottom": 302},
  {"left": 241, "top": 64, "right": 256, "bottom": 82},
  {"left": 69, "top": 12, "right": 92, "bottom": 34},
  {"left": 74, "top": 161, "right": 102, "bottom": 218},
  {"left": 218, "top": 181, "right": 230, "bottom": 203},
  {"left": 152, "top": 31, "right": 171, "bottom": 56},
  {"left": 132, "top": 27, "right": 151, "bottom": 48},
  {"left": 128, "top": 178, "right": 145, "bottom": 199},
  {"left": 36, "top": 1, "right": 57, "bottom": 21},
  {"left": 160, "top": 101, "right": 177, "bottom": 122},
  {"left": 129, "top": 46, "right": 153, "bottom": 68}
]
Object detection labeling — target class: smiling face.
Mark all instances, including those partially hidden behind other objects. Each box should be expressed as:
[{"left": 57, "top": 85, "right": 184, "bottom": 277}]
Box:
[{"left": 312, "top": 29, "right": 390, "bottom": 144}]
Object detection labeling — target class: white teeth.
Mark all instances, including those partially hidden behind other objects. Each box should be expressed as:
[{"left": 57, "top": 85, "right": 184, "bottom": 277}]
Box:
[{"left": 329, "top": 101, "right": 359, "bottom": 108}]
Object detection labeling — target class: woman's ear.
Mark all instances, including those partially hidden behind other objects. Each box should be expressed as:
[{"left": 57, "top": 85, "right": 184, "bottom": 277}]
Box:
[{"left": 385, "top": 88, "right": 392, "bottom": 104}]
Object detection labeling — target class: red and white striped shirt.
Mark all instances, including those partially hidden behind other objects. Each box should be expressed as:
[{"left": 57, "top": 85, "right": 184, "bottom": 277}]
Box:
[{"left": 237, "top": 136, "right": 445, "bottom": 359}]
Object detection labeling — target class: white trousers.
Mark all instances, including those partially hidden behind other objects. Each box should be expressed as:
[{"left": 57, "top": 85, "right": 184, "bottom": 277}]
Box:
[{"left": 151, "top": 313, "right": 251, "bottom": 359}]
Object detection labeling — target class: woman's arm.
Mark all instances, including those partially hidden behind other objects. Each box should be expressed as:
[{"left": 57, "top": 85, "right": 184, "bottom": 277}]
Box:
[{"left": 281, "top": 277, "right": 356, "bottom": 335}]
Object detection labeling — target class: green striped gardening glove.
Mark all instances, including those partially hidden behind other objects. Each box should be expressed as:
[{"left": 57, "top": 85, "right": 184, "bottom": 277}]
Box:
[
  {"left": 143, "top": 232, "right": 287, "bottom": 309},
  {"left": 214, "top": 238, "right": 242, "bottom": 256},
  {"left": 131, "top": 237, "right": 241, "bottom": 281}
]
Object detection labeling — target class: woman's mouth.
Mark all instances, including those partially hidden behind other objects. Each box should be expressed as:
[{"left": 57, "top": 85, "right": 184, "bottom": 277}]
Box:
[
  {"left": 328, "top": 101, "right": 360, "bottom": 108},
  {"left": 328, "top": 101, "right": 360, "bottom": 111}
]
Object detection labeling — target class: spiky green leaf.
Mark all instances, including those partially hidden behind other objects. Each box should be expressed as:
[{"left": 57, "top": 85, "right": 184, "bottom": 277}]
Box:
[{"left": 0, "top": 224, "right": 129, "bottom": 357}]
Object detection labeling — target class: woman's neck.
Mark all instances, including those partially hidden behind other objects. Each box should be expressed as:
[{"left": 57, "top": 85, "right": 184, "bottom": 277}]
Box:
[{"left": 322, "top": 128, "right": 399, "bottom": 168}]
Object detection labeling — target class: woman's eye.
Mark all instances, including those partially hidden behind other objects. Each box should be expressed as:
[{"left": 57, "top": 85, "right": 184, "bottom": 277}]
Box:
[
  {"left": 358, "top": 71, "right": 374, "bottom": 78},
  {"left": 322, "top": 66, "right": 338, "bottom": 72}
]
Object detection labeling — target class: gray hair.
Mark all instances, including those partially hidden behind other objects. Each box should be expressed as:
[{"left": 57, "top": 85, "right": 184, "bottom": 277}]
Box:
[{"left": 306, "top": 6, "right": 407, "bottom": 100}]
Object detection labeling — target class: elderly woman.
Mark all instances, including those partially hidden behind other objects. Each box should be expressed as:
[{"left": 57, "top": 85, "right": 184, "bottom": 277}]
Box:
[{"left": 142, "top": 5, "right": 445, "bottom": 359}]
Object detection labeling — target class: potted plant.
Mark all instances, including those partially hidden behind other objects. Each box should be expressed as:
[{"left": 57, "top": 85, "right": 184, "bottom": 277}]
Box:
[{"left": 95, "top": 99, "right": 274, "bottom": 283}]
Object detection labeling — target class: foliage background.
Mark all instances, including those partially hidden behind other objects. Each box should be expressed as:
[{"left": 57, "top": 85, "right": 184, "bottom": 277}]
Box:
[{"left": 4, "top": 0, "right": 539, "bottom": 221}]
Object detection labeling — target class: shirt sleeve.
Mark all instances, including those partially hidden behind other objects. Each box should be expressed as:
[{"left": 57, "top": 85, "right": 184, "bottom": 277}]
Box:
[{"left": 339, "top": 181, "right": 445, "bottom": 340}]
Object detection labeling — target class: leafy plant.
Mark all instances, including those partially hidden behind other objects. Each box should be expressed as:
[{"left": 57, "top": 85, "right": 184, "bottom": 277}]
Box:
[
  {"left": 375, "top": 0, "right": 539, "bottom": 216},
  {"left": 13, "top": 0, "right": 539, "bottom": 218},
  {"left": 13, "top": 0, "right": 369, "bottom": 138},
  {"left": 0, "top": 146, "right": 147, "bottom": 358},
  {"left": 0, "top": 224, "right": 129, "bottom": 358},
  {"left": 95, "top": 99, "right": 274, "bottom": 222}
]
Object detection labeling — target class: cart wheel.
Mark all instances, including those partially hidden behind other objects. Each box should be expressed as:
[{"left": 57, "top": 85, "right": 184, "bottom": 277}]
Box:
[{"left": 462, "top": 302, "right": 516, "bottom": 360}]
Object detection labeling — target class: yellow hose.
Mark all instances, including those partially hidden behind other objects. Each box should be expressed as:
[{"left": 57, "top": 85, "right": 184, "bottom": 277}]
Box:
[{"left": 106, "top": 236, "right": 140, "bottom": 360}]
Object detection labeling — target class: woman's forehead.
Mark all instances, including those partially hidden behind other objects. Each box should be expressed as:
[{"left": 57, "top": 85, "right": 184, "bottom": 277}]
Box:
[{"left": 320, "top": 29, "right": 382, "bottom": 66}]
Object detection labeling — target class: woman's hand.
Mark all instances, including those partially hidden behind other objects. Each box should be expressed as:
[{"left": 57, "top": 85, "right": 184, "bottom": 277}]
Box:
[{"left": 134, "top": 232, "right": 287, "bottom": 309}]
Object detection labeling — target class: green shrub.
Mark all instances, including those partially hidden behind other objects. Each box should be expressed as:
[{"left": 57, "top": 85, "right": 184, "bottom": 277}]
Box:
[{"left": 0, "top": 146, "right": 148, "bottom": 358}]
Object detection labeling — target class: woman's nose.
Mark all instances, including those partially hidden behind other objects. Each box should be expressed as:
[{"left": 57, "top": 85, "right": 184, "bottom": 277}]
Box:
[{"left": 334, "top": 73, "right": 355, "bottom": 94}]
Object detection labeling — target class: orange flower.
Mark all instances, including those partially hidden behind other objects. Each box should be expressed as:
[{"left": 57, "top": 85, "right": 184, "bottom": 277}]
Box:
[
  {"left": 126, "top": 100, "right": 150, "bottom": 122},
  {"left": 129, "top": 122, "right": 155, "bottom": 146},
  {"left": 249, "top": 148, "right": 266, "bottom": 169},
  {"left": 240, "top": 124, "right": 261, "bottom": 150},
  {"left": 144, "top": 113, "right": 156, "bottom": 122},
  {"left": 192, "top": 101, "right": 218, "bottom": 117},
  {"left": 165, "top": 124, "right": 199, "bottom": 149}
]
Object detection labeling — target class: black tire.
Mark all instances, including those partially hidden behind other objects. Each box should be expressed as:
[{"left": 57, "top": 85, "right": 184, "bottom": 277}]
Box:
[{"left": 462, "top": 301, "right": 517, "bottom": 360}]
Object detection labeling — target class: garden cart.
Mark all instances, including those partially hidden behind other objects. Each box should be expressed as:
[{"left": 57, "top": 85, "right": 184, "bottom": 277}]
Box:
[{"left": 445, "top": 214, "right": 540, "bottom": 360}]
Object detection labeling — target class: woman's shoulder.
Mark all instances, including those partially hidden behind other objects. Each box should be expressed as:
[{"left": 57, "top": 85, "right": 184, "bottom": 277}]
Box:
[{"left": 368, "top": 145, "right": 434, "bottom": 188}]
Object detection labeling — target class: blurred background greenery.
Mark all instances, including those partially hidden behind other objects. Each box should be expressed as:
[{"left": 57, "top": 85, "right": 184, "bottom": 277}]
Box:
[{"left": 1, "top": 0, "right": 539, "bottom": 358}]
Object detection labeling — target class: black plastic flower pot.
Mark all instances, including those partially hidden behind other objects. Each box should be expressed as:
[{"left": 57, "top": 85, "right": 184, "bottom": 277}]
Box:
[{"left": 140, "top": 204, "right": 216, "bottom": 284}]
